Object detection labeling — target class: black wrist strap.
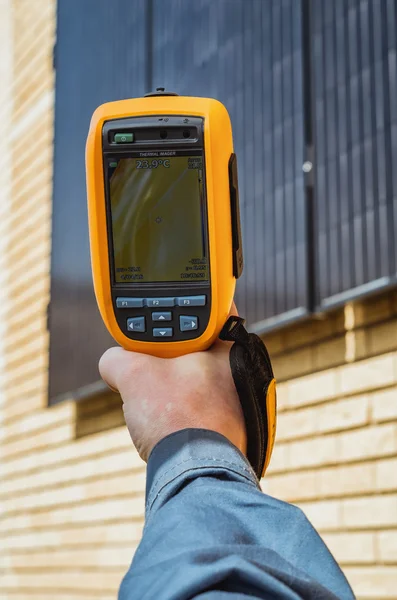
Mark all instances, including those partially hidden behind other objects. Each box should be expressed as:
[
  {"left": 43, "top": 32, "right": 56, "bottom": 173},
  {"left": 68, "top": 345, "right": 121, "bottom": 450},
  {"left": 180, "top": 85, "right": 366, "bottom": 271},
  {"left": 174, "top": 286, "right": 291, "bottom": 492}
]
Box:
[{"left": 219, "top": 316, "right": 277, "bottom": 479}]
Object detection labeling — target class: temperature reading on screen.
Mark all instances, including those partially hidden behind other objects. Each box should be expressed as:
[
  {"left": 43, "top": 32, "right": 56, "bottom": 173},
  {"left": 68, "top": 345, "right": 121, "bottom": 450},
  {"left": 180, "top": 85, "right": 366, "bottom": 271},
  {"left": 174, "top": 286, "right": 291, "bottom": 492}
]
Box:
[
  {"left": 109, "top": 154, "right": 208, "bottom": 283},
  {"left": 136, "top": 159, "right": 170, "bottom": 169}
]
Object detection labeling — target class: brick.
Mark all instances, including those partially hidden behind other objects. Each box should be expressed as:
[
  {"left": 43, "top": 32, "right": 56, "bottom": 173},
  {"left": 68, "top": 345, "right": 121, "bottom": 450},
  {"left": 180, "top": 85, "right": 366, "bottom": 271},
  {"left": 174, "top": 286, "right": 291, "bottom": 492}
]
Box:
[
  {"left": 339, "top": 353, "right": 396, "bottom": 395},
  {"left": 9, "top": 171, "right": 51, "bottom": 211},
  {"left": 283, "top": 317, "right": 335, "bottom": 350},
  {"left": 353, "top": 296, "right": 394, "bottom": 327},
  {"left": 1, "top": 469, "right": 146, "bottom": 515},
  {"left": 322, "top": 531, "right": 376, "bottom": 564},
  {"left": 4, "top": 312, "right": 48, "bottom": 350},
  {"left": 263, "top": 469, "right": 320, "bottom": 502},
  {"left": 0, "top": 425, "right": 137, "bottom": 480},
  {"left": 265, "top": 442, "right": 289, "bottom": 474},
  {"left": 3, "top": 359, "right": 48, "bottom": 395},
  {"left": 6, "top": 257, "right": 50, "bottom": 299},
  {"left": 342, "top": 495, "right": 397, "bottom": 529},
  {"left": 313, "top": 335, "right": 346, "bottom": 371},
  {"left": 0, "top": 277, "right": 48, "bottom": 320},
  {"left": 1, "top": 422, "right": 73, "bottom": 460},
  {"left": 275, "top": 381, "right": 289, "bottom": 411},
  {"left": 272, "top": 346, "right": 314, "bottom": 381},
  {"left": 14, "top": 48, "right": 54, "bottom": 105},
  {"left": 1, "top": 446, "right": 143, "bottom": 497},
  {"left": 11, "top": 147, "right": 52, "bottom": 192},
  {"left": 4, "top": 345, "right": 48, "bottom": 378},
  {"left": 376, "top": 458, "right": 397, "bottom": 492},
  {"left": 5, "top": 208, "right": 51, "bottom": 262},
  {"left": 1, "top": 397, "right": 72, "bottom": 442},
  {"left": 287, "top": 368, "right": 340, "bottom": 408},
  {"left": 354, "top": 329, "right": 368, "bottom": 360},
  {"left": 4, "top": 299, "right": 46, "bottom": 331},
  {"left": 287, "top": 419, "right": 396, "bottom": 470},
  {"left": 0, "top": 394, "right": 45, "bottom": 423},
  {"left": 16, "top": 83, "right": 52, "bottom": 125},
  {"left": 76, "top": 392, "right": 120, "bottom": 417},
  {"left": 0, "top": 571, "right": 124, "bottom": 594},
  {"left": 368, "top": 319, "right": 397, "bottom": 355},
  {"left": 2, "top": 521, "right": 143, "bottom": 551},
  {"left": 0, "top": 495, "right": 145, "bottom": 533},
  {"left": 339, "top": 423, "right": 397, "bottom": 462},
  {"left": 377, "top": 530, "right": 397, "bottom": 562},
  {"left": 371, "top": 386, "right": 397, "bottom": 422},
  {"left": 9, "top": 142, "right": 52, "bottom": 182},
  {"left": 345, "top": 329, "right": 369, "bottom": 362},
  {"left": 276, "top": 407, "right": 315, "bottom": 441},
  {"left": 75, "top": 407, "right": 125, "bottom": 438},
  {"left": 5, "top": 344, "right": 48, "bottom": 376},
  {"left": 318, "top": 462, "right": 376, "bottom": 497},
  {"left": 276, "top": 394, "right": 370, "bottom": 442},
  {"left": 3, "top": 373, "right": 48, "bottom": 408},
  {"left": 6, "top": 546, "right": 133, "bottom": 570},
  {"left": 3, "top": 595, "right": 114, "bottom": 600},
  {"left": 344, "top": 566, "right": 397, "bottom": 598},
  {"left": 288, "top": 435, "right": 338, "bottom": 469},
  {"left": 297, "top": 499, "right": 342, "bottom": 530}
]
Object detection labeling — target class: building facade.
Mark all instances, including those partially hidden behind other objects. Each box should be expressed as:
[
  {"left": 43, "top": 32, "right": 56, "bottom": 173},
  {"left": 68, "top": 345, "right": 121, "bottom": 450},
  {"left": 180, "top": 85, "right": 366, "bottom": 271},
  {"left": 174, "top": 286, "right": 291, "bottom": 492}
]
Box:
[{"left": 0, "top": 1, "right": 396, "bottom": 598}]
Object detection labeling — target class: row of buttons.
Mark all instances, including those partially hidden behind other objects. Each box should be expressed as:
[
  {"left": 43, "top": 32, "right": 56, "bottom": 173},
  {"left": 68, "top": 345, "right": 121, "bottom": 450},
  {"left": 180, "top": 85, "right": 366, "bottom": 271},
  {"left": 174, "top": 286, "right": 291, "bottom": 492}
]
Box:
[
  {"left": 127, "top": 315, "right": 198, "bottom": 334},
  {"left": 116, "top": 295, "right": 206, "bottom": 309}
]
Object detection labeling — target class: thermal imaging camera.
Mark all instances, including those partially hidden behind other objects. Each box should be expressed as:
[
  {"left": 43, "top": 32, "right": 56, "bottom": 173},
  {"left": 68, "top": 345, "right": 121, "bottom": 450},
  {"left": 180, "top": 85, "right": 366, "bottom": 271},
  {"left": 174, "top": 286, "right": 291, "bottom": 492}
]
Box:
[{"left": 86, "top": 90, "right": 243, "bottom": 357}]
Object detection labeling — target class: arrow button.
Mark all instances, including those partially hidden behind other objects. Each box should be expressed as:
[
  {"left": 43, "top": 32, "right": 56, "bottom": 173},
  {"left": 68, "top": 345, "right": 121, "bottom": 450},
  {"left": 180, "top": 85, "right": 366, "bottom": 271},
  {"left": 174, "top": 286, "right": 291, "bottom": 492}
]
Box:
[
  {"left": 127, "top": 316, "right": 146, "bottom": 332},
  {"left": 152, "top": 311, "right": 172, "bottom": 322},
  {"left": 179, "top": 315, "right": 199, "bottom": 332},
  {"left": 153, "top": 327, "right": 173, "bottom": 338}
]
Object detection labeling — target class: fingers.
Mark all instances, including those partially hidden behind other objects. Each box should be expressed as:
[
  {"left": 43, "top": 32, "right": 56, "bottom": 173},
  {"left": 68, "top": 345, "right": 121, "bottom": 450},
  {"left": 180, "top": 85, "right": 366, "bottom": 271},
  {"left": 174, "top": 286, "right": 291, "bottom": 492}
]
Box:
[{"left": 99, "top": 300, "right": 239, "bottom": 387}]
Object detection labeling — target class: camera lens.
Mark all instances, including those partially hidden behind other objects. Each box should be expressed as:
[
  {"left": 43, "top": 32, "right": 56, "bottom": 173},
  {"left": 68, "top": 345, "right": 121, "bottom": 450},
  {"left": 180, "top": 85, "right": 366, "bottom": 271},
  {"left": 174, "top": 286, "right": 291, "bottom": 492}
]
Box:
[
  {"left": 183, "top": 130, "right": 190, "bottom": 138},
  {"left": 160, "top": 130, "right": 167, "bottom": 139}
]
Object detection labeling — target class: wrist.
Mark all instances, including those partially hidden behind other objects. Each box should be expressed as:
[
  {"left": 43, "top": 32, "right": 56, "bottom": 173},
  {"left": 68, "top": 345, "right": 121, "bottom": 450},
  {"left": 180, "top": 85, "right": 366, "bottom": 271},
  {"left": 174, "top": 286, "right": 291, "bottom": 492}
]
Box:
[{"left": 146, "top": 428, "right": 258, "bottom": 516}]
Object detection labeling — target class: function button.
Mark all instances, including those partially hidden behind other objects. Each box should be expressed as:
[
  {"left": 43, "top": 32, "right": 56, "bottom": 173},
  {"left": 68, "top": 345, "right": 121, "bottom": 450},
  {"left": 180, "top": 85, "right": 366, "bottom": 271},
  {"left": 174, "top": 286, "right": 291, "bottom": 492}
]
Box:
[
  {"left": 153, "top": 327, "right": 173, "bottom": 338},
  {"left": 116, "top": 297, "right": 144, "bottom": 308},
  {"left": 114, "top": 133, "right": 134, "bottom": 143},
  {"left": 176, "top": 295, "right": 206, "bottom": 307},
  {"left": 152, "top": 311, "right": 172, "bottom": 322},
  {"left": 127, "top": 317, "right": 146, "bottom": 332},
  {"left": 146, "top": 297, "right": 175, "bottom": 308},
  {"left": 180, "top": 316, "right": 199, "bottom": 332}
]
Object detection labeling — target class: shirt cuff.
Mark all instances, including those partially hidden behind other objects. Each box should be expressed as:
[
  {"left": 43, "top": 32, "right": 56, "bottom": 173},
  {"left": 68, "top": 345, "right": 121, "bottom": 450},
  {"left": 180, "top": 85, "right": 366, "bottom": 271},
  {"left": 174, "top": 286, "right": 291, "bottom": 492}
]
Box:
[{"left": 145, "top": 428, "right": 259, "bottom": 519}]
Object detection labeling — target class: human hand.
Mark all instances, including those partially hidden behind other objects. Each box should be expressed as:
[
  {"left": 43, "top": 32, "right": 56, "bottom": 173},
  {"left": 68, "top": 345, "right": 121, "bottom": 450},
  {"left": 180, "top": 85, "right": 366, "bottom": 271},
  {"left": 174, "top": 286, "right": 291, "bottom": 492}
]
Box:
[{"left": 99, "top": 306, "right": 246, "bottom": 461}]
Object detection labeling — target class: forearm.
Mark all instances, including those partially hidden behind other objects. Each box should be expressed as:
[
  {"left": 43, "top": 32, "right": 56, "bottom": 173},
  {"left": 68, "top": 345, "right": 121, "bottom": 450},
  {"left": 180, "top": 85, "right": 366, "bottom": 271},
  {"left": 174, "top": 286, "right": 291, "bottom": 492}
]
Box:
[{"left": 119, "top": 429, "right": 354, "bottom": 600}]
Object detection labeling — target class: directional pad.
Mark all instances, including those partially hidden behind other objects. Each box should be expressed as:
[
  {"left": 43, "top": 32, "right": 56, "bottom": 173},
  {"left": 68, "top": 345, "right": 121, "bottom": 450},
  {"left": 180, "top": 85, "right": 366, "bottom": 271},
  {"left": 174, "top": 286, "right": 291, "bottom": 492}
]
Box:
[{"left": 180, "top": 315, "right": 199, "bottom": 332}]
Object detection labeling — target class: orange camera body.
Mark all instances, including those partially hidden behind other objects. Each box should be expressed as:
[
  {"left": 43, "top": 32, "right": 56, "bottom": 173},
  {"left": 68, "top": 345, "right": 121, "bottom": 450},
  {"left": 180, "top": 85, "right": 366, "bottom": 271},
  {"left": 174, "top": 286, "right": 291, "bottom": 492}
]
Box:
[{"left": 86, "top": 93, "right": 242, "bottom": 357}]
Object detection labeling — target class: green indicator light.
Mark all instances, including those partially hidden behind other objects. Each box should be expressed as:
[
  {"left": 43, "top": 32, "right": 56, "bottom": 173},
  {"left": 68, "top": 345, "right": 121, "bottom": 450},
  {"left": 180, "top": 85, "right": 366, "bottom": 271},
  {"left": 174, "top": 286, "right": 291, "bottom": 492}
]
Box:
[{"left": 109, "top": 161, "right": 118, "bottom": 168}]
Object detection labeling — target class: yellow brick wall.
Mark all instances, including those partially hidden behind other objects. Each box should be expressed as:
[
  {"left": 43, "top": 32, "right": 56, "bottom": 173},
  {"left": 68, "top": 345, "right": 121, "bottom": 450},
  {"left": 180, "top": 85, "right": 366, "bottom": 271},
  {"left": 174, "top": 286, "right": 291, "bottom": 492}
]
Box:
[
  {"left": 0, "top": 2, "right": 396, "bottom": 599},
  {"left": 263, "top": 297, "right": 397, "bottom": 600}
]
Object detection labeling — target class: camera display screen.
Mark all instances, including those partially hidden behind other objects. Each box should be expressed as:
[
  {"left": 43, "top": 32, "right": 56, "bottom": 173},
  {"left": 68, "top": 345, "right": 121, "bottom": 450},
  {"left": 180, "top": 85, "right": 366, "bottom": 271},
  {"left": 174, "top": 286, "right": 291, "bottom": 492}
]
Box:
[{"left": 108, "top": 153, "right": 209, "bottom": 284}]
